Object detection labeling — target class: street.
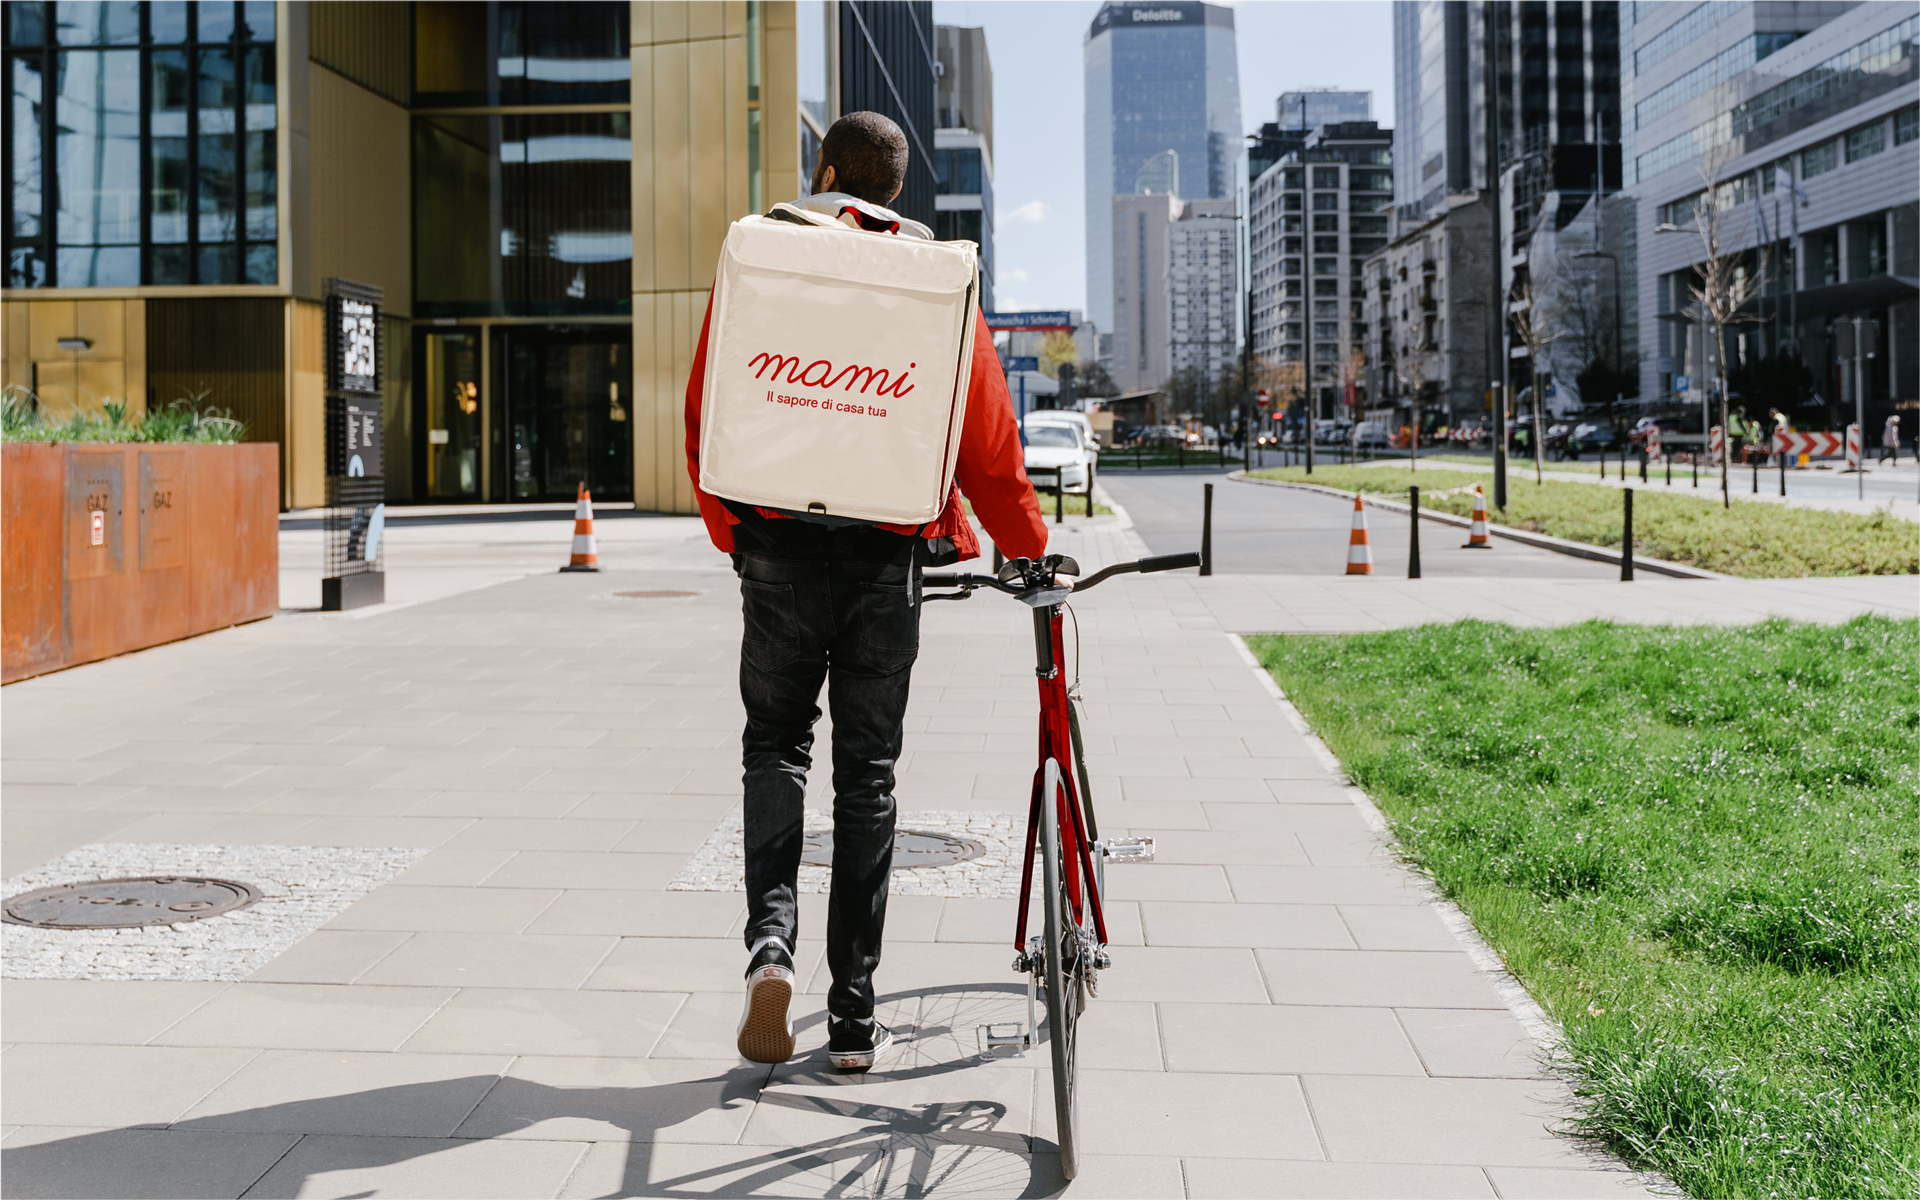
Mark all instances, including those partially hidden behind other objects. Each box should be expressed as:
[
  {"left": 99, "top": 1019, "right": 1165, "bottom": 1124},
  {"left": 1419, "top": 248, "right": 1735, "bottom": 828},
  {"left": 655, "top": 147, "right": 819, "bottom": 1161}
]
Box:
[{"left": 1099, "top": 469, "right": 1621, "bottom": 579}]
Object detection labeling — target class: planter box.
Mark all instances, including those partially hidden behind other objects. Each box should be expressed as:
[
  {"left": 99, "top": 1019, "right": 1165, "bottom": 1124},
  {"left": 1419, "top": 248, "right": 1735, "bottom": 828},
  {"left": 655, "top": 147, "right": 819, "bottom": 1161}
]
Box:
[{"left": 3, "top": 442, "right": 278, "bottom": 683}]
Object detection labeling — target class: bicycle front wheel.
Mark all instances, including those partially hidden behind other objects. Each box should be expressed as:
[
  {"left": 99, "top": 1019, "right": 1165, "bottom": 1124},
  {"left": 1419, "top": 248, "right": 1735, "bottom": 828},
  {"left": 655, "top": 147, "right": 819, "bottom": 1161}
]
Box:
[{"left": 1040, "top": 758, "right": 1082, "bottom": 1179}]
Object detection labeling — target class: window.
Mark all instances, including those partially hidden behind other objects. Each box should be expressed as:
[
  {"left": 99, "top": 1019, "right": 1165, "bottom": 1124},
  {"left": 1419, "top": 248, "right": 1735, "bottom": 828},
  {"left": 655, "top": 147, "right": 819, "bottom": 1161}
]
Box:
[
  {"left": 1313, "top": 256, "right": 1339, "bottom": 275},
  {"left": 1352, "top": 237, "right": 1387, "bottom": 256},
  {"left": 1313, "top": 214, "right": 1338, "bottom": 232},
  {"left": 1312, "top": 193, "right": 1339, "bottom": 211},
  {"left": 1282, "top": 215, "right": 1301, "bottom": 233},
  {"left": 1283, "top": 194, "right": 1301, "bottom": 212},
  {"left": 935, "top": 209, "right": 982, "bottom": 243},
  {"left": 1313, "top": 279, "right": 1339, "bottom": 296},
  {"left": 1283, "top": 280, "right": 1301, "bottom": 297},
  {"left": 1283, "top": 257, "right": 1300, "bottom": 276},
  {"left": 1313, "top": 235, "right": 1339, "bottom": 254},
  {"left": 1313, "top": 321, "right": 1339, "bottom": 338},
  {"left": 1281, "top": 322, "right": 1301, "bottom": 340},
  {"left": 1282, "top": 236, "right": 1301, "bottom": 254},
  {"left": 1314, "top": 342, "right": 1338, "bottom": 360},
  {"left": 415, "top": 2, "right": 629, "bottom": 107},
  {"left": 1281, "top": 168, "right": 1303, "bottom": 189},
  {"left": 5, "top": 0, "right": 278, "bottom": 286},
  {"left": 1898, "top": 106, "right": 1919, "bottom": 145},
  {"left": 1351, "top": 214, "right": 1388, "bottom": 233},
  {"left": 934, "top": 147, "right": 983, "bottom": 194},
  {"left": 1802, "top": 138, "right": 1839, "bottom": 178},
  {"left": 1846, "top": 119, "right": 1886, "bottom": 161},
  {"left": 1350, "top": 169, "right": 1391, "bottom": 191},
  {"left": 1312, "top": 166, "right": 1340, "bottom": 188},
  {"left": 1314, "top": 300, "right": 1337, "bottom": 318}
]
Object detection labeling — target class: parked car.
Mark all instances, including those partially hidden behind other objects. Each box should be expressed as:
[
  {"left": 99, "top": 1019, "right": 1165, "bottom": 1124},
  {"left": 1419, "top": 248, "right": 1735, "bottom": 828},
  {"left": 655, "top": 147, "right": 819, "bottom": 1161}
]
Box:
[
  {"left": 1569, "top": 422, "right": 1627, "bottom": 456},
  {"left": 1355, "top": 420, "right": 1389, "bottom": 448},
  {"left": 1024, "top": 415, "right": 1098, "bottom": 491}
]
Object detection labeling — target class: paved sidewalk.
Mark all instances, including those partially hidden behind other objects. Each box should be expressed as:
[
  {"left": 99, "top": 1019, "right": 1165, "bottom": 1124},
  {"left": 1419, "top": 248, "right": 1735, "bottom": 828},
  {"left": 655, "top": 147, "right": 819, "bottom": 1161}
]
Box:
[{"left": 13, "top": 511, "right": 1901, "bottom": 1196}]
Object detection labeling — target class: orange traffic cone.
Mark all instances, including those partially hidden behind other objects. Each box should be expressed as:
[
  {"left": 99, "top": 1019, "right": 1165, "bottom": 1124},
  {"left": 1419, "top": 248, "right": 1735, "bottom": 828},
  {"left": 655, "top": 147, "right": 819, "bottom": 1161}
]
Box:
[
  {"left": 561, "top": 482, "right": 600, "bottom": 572},
  {"left": 1462, "top": 484, "right": 1492, "bottom": 548},
  {"left": 1346, "top": 494, "right": 1373, "bottom": 576}
]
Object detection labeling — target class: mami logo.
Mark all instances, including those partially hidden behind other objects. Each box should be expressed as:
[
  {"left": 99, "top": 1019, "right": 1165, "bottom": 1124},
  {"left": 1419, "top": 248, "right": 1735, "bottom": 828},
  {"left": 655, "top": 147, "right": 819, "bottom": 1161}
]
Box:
[{"left": 748, "top": 353, "right": 916, "bottom": 399}]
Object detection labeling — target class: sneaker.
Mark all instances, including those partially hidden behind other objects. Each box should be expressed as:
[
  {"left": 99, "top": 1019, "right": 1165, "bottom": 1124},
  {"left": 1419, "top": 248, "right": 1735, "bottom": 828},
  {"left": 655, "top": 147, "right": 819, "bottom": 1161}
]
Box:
[
  {"left": 826, "top": 1015, "right": 893, "bottom": 1073},
  {"left": 736, "top": 938, "right": 795, "bottom": 1064}
]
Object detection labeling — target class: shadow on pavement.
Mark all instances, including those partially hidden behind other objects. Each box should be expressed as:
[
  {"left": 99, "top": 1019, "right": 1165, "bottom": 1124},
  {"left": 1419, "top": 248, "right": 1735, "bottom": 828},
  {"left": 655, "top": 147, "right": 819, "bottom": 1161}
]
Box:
[{"left": 2, "top": 984, "right": 1072, "bottom": 1200}]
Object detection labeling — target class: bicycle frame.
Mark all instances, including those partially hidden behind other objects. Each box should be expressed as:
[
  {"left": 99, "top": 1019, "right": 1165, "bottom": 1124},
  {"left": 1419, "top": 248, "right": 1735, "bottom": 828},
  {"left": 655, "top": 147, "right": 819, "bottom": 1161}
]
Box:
[{"left": 1013, "top": 604, "right": 1109, "bottom": 953}]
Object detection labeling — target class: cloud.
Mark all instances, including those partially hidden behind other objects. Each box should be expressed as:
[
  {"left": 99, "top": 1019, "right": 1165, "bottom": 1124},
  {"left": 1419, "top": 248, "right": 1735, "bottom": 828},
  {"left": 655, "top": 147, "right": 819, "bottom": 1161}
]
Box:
[
  {"left": 1001, "top": 268, "right": 1030, "bottom": 285},
  {"left": 1005, "top": 201, "right": 1049, "bottom": 224}
]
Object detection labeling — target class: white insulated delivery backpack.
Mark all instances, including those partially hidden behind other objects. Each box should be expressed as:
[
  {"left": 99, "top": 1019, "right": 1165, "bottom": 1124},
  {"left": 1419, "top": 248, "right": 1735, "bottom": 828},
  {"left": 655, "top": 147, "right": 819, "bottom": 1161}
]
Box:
[{"left": 698, "top": 202, "right": 980, "bottom": 525}]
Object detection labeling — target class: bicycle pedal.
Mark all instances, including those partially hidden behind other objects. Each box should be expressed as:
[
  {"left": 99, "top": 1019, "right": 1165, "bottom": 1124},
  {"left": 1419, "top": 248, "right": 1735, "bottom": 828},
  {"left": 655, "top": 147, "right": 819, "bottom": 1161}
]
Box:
[
  {"left": 1102, "top": 836, "right": 1156, "bottom": 864},
  {"left": 978, "top": 1023, "right": 1032, "bottom": 1056}
]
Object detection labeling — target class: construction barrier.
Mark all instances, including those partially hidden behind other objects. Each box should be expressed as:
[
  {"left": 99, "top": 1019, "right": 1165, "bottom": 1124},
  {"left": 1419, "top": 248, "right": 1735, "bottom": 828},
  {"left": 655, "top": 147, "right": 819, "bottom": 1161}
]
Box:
[
  {"left": 1346, "top": 494, "right": 1373, "bottom": 576},
  {"left": 1773, "top": 430, "right": 1845, "bottom": 459},
  {"left": 1846, "top": 423, "right": 1862, "bottom": 471},
  {"left": 561, "top": 483, "right": 600, "bottom": 572},
  {"left": 1709, "top": 426, "right": 1724, "bottom": 466}
]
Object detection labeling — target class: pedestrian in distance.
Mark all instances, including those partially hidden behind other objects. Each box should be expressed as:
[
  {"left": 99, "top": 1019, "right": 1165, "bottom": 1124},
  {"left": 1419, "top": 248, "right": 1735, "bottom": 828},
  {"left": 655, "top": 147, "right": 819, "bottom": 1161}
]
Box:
[
  {"left": 1882, "top": 413, "right": 1902, "bottom": 465},
  {"left": 683, "top": 112, "right": 1049, "bottom": 1073}
]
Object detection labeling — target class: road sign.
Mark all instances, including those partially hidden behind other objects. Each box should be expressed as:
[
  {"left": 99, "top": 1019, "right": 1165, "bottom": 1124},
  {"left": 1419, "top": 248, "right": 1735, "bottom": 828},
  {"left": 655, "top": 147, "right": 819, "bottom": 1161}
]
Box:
[
  {"left": 1255, "top": 389, "right": 1271, "bottom": 408},
  {"left": 1674, "top": 374, "right": 1691, "bottom": 393},
  {"left": 1002, "top": 356, "right": 1039, "bottom": 372},
  {"left": 986, "top": 311, "right": 1074, "bottom": 331},
  {"left": 1773, "top": 431, "right": 1844, "bottom": 458}
]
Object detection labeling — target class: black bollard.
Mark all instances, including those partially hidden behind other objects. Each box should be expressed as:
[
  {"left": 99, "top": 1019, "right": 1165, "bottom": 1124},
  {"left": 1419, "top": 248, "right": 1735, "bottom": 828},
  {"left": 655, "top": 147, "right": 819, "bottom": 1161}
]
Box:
[
  {"left": 1178, "top": 441, "right": 1185, "bottom": 470},
  {"left": 1665, "top": 452, "right": 1672, "bottom": 486},
  {"left": 1200, "top": 483, "right": 1214, "bottom": 576},
  {"left": 1640, "top": 451, "right": 1648, "bottom": 483},
  {"left": 1086, "top": 463, "right": 1097, "bottom": 516},
  {"left": 1779, "top": 449, "right": 1787, "bottom": 496},
  {"left": 1054, "top": 468, "right": 1064, "bottom": 525},
  {"left": 1751, "top": 455, "right": 1759, "bottom": 494},
  {"left": 1408, "top": 485, "right": 1422, "bottom": 579},
  {"left": 1621, "top": 488, "right": 1635, "bottom": 582}
]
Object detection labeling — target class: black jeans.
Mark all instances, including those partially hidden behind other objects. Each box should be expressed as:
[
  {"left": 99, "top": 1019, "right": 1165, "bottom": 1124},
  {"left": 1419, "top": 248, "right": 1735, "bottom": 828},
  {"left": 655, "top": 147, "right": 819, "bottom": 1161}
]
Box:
[{"left": 735, "top": 523, "right": 920, "bottom": 1021}]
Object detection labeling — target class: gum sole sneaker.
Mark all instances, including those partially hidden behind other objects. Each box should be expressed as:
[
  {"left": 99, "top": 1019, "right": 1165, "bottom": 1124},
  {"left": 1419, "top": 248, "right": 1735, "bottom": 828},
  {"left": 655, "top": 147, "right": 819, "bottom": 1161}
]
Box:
[
  {"left": 737, "top": 962, "right": 795, "bottom": 1063},
  {"left": 827, "top": 1018, "right": 893, "bottom": 1073}
]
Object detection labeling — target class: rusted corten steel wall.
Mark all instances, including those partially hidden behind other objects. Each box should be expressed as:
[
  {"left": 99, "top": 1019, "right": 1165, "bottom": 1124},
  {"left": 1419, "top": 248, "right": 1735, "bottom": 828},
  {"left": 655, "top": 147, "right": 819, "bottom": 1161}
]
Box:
[{"left": 2, "top": 443, "right": 279, "bottom": 683}]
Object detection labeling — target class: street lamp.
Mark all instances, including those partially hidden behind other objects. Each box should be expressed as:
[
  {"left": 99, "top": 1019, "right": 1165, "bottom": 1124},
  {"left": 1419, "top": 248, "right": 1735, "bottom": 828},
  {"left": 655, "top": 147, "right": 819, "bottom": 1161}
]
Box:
[{"left": 1573, "top": 249, "right": 1622, "bottom": 430}]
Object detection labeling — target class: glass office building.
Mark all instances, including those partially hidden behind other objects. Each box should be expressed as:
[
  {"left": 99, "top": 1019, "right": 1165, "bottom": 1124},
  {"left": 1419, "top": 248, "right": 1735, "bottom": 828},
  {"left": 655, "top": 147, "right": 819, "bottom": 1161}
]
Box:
[
  {"left": 4, "top": 2, "right": 941, "bottom": 514},
  {"left": 1083, "top": 0, "right": 1240, "bottom": 333}
]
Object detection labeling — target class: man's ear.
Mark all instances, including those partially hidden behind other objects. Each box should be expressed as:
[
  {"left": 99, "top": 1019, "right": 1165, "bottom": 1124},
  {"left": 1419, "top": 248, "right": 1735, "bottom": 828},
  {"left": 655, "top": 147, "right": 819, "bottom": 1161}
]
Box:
[
  {"left": 887, "top": 182, "right": 902, "bottom": 203},
  {"left": 814, "top": 164, "right": 836, "bottom": 195}
]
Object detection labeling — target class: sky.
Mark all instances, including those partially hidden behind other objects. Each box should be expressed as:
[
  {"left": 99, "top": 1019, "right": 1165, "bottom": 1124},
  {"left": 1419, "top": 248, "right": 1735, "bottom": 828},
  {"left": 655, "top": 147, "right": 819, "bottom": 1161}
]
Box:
[{"left": 930, "top": 0, "right": 1397, "bottom": 315}]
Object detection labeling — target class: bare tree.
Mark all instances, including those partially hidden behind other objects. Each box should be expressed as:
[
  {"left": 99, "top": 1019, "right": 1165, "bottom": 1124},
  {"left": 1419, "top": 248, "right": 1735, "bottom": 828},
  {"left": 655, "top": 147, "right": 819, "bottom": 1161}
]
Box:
[
  {"left": 1508, "top": 266, "right": 1565, "bottom": 485},
  {"left": 1678, "top": 152, "right": 1770, "bottom": 508},
  {"left": 1391, "top": 332, "right": 1444, "bottom": 471}
]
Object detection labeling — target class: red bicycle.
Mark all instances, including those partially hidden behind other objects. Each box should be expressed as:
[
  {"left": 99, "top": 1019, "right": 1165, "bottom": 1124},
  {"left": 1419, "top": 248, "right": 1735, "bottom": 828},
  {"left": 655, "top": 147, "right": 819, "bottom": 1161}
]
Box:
[{"left": 923, "top": 551, "right": 1200, "bottom": 1178}]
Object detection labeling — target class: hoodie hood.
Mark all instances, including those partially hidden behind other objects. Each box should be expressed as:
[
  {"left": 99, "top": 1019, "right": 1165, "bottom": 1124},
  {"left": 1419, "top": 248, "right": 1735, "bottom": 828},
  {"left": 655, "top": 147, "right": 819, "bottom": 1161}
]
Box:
[{"left": 790, "top": 192, "right": 933, "bottom": 241}]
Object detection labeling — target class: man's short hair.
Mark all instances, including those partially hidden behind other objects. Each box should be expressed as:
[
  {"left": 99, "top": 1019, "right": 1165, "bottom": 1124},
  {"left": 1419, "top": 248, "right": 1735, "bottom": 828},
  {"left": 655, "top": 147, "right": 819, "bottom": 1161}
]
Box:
[{"left": 818, "top": 112, "right": 909, "bottom": 203}]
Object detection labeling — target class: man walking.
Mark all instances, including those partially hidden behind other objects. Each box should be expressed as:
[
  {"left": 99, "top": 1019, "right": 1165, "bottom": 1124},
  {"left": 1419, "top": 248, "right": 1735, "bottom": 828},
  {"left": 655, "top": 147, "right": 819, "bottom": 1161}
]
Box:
[
  {"left": 683, "top": 113, "right": 1048, "bottom": 1072},
  {"left": 1881, "top": 413, "right": 1902, "bottom": 465}
]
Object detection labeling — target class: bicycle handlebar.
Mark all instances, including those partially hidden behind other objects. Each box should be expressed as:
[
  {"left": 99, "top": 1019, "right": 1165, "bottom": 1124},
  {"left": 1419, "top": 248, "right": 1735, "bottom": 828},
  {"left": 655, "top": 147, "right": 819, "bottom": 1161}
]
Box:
[{"left": 922, "top": 551, "right": 1200, "bottom": 601}]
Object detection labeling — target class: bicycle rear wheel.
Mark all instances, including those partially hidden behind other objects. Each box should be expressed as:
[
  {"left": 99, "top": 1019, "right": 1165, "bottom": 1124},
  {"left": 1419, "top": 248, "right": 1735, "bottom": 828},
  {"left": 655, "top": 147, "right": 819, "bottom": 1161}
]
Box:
[{"left": 1040, "top": 759, "right": 1083, "bottom": 1179}]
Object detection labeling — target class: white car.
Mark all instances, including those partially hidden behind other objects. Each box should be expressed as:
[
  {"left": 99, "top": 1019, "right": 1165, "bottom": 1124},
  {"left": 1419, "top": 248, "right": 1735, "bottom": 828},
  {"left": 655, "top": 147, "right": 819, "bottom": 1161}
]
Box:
[{"left": 1024, "top": 417, "right": 1096, "bottom": 491}]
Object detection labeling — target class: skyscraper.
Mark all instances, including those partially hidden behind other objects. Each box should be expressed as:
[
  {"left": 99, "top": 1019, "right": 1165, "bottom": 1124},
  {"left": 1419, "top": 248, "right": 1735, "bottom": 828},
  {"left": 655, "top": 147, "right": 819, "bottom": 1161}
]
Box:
[
  {"left": 1278, "top": 90, "right": 1374, "bottom": 130},
  {"left": 935, "top": 25, "right": 996, "bottom": 310},
  {"left": 1084, "top": 0, "right": 1241, "bottom": 333}
]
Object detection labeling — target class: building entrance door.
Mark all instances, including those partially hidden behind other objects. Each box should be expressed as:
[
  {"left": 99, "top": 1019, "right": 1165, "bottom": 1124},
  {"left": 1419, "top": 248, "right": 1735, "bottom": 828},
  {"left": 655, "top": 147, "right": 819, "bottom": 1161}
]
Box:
[
  {"left": 493, "top": 326, "right": 633, "bottom": 502},
  {"left": 417, "top": 328, "right": 484, "bottom": 501}
]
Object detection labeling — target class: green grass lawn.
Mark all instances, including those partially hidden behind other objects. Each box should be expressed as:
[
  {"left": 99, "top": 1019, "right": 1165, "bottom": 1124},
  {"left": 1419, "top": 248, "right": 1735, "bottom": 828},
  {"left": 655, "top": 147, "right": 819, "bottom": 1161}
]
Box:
[
  {"left": 1246, "top": 465, "right": 1918, "bottom": 578},
  {"left": 1250, "top": 619, "right": 1919, "bottom": 1199}
]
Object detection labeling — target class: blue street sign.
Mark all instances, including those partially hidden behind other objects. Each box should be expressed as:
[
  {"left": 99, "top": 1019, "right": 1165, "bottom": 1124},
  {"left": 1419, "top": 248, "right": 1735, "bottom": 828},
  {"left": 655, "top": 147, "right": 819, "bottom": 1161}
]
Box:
[
  {"left": 1675, "top": 374, "right": 1691, "bottom": 393},
  {"left": 986, "top": 311, "right": 1074, "bottom": 331},
  {"left": 1002, "top": 356, "right": 1039, "bottom": 372}
]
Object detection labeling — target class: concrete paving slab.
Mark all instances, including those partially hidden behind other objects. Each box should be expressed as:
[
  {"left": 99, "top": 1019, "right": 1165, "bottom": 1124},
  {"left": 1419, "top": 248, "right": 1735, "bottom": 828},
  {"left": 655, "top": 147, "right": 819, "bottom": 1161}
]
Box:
[
  {"left": 239, "top": 1133, "right": 588, "bottom": 1199},
  {"left": 748, "top": 1060, "right": 1037, "bottom": 1150},
  {"left": 1074, "top": 1069, "right": 1322, "bottom": 1160},
  {"left": 587, "top": 935, "right": 821, "bottom": 995},
  {"left": 524, "top": 888, "right": 746, "bottom": 938},
  {"left": 243, "top": 931, "right": 412, "bottom": 984},
  {"left": 1303, "top": 1075, "right": 1597, "bottom": 1169},
  {"left": 1157, "top": 1002, "right": 1424, "bottom": 1076},
  {"left": 1256, "top": 948, "right": 1508, "bottom": 1009},
  {"left": 1, "top": 1043, "right": 260, "bottom": 1127},
  {"left": 177, "top": 1049, "right": 512, "bottom": 1137},
  {"left": 0, "top": 980, "right": 228, "bottom": 1044},
  {"left": 357, "top": 933, "right": 619, "bottom": 990},
  {"left": 1337, "top": 904, "right": 1463, "bottom": 951},
  {"left": 322, "top": 883, "right": 562, "bottom": 933},
  {"left": 147, "top": 982, "right": 454, "bottom": 1052},
  {"left": 0, "top": 1125, "right": 300, "bottom": 1200},
  {"left": 388, "top": 848, "right": 522, "bottom": 886},
  {"left": 399, "top": 987, "right": 685, "bottom": 1058},
  {"left": 1139, "top": 900, "right": 1355, "bottom": 949},
  {"left": 452, "top": 1056, "right": 769, "bottom": 1143},
  {"left": 1483, "top": 1165, "right": 1666, "bottom": 1198},
  {"left": 1396, "top": 1008, "right": 1546, "bottom": 1079},
  {"left": 1087, "top": 946, "right": 1271, "bottom": 1005},
  {"left": 478, "top": 849, "right": 686, "bottom": 890},
  {"left": 1179, "top": 1156, "right": 1498, "bottom": 1198}
]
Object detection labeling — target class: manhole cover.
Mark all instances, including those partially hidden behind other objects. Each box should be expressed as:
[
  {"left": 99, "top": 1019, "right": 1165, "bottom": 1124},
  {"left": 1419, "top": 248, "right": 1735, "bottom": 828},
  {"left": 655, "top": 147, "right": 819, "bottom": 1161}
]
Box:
[
  {"left": 801, "top": 829, "right": 985, "bottom": 869},
  {"left": 3, "top": 877, "right": 260, "bottom": 929},
  {"left": 614, "top": 590, "right": 700, "bottom": 599}
]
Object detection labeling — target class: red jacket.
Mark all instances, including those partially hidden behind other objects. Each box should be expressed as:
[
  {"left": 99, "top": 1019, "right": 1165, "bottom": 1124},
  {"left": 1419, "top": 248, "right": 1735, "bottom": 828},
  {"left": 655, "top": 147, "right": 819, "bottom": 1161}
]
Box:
[{"left": 684, "top": 295, "right": 1048, "bottom": 561}]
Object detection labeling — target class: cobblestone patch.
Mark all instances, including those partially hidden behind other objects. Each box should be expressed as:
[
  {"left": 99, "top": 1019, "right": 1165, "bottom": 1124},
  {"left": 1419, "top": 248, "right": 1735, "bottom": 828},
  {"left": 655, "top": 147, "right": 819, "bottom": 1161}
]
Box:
[
  {"left": 2, "top": 843, "right": 427, "bottom": 981},
  {"left": 669, "top": 810, "right": 1023, "bottom": 897}
]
